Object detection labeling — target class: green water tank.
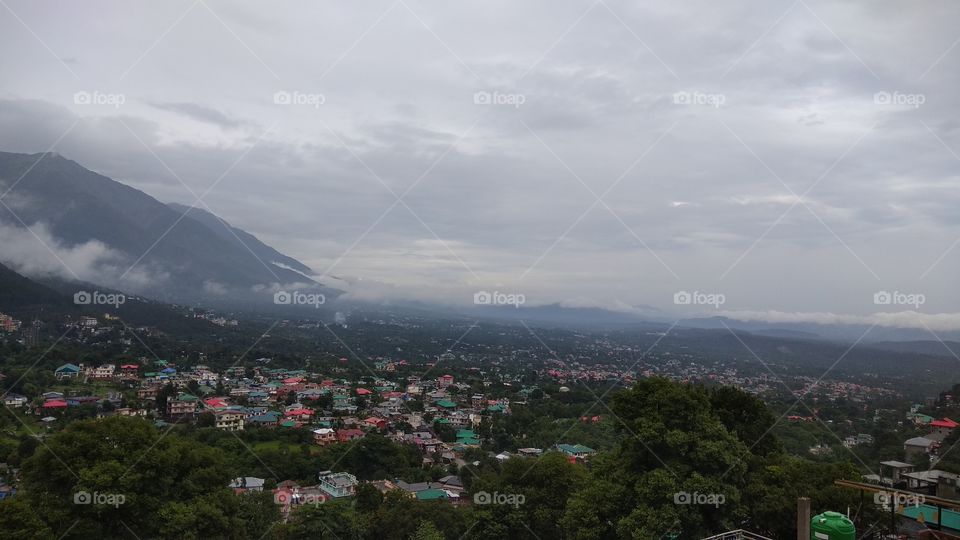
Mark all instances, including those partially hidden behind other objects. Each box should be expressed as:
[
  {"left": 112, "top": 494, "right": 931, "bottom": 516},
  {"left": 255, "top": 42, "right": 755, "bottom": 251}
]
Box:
[{"left": 810, "top": 511, "right": 855, "bottom": 540}]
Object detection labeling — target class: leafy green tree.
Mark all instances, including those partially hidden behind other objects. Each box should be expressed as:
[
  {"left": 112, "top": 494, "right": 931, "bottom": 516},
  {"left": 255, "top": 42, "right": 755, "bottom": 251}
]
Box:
[
  {"left": 280, "top": 500, "right": 364, "bottom": 539},
  {"left": 369, "top": 491, "right": 471, "bottom": 539},
  {"left": 603, "top": 378, "right": 754, "bottom": 538},
  {"left": 17, "top": 416, "right": 275, "bottom": 539},
  {"left": 560, "top": 477, "right": 630, "bottom": 540},
  {"left": 197, "top": 411, "right": 216, "bottom": 428},
  {"left": 709, "top": 386, "right": 782, "bottom": 457},
  {"left": 0, "top": 498, "right": 54, "bottom": 540},
  {"left": 355, "top": 482, "right": 383, "bottom": 513},
  {"left": 409, "top": 520, "right": 444, "bottom": 540},
  {"left": 741, "top": 457, "right": 884, "bottom": 538},
  {"left": 468, "top": 452, "right": 587, "bottom": 539}
]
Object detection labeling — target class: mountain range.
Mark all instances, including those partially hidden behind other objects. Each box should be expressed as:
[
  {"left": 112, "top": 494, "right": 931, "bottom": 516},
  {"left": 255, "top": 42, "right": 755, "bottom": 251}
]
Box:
[
  {"left": 0, "top": 150, "right": 955, "bottom": 346},
  {"left": 0, "top": 151, "right": 324, "bottom": 303}
]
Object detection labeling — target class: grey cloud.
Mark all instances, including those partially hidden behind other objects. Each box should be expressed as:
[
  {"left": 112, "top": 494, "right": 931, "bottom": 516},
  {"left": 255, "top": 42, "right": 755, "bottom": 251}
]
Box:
[
  {"left": 0, "top": 0, "right": 959, "bottom": 320},
  {"left": 149, "top": 101, "right": 248, "bottom": 129}
]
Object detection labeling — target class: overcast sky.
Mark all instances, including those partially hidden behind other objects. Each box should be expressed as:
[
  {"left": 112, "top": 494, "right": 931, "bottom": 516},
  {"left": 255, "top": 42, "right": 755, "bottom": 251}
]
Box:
[{"left": 1, "top": 0, "right": 959, "bottom": 325}]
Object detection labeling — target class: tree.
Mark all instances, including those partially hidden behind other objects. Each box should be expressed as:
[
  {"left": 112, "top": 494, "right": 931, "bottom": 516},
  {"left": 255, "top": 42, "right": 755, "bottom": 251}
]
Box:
[
  {"left": 197, "top": 411, "right": 216, "bottom": 428},
  {"left": 355, "top": 482, "right": 383, "bottom": 513},
  {"left": 369, "top": 491, "right": 470, "bottom": 540},
  {"left": 16, "top": 416, "right": 276, "bottom": 539},
  {"left": 709, "top": 386, "right": 782, "bottom": 457},
  {"left": 468, "top": 452, "right": 587, "bottom": 539},
  {"left": 0, "top": 498, "right": 53, "bottom": 540},
  {"left": 409, "top": 520, "right": 444, "bottom": 540},
  {"left": 279, "top": 500, "right": 364, "bottom": 539},
  {"left": 156, "top": 383, "right": 176, "bottom": 416},
  {"left": 741, "top": 457, "right": 885, "bottom": 538},
  {"left": 601, "top": 378, "right": 755, "bottom": 538}
]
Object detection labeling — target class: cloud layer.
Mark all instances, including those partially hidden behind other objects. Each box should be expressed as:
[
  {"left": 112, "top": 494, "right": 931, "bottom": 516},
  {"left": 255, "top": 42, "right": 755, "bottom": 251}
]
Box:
[{"left": 0, "top": 0, "right": 958, "bottom": 321}]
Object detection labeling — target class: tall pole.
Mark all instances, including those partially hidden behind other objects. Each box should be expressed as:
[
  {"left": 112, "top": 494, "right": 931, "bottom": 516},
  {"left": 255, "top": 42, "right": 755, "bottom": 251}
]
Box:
[{"left": 798, "top": 497, "right": 811, "bottom": 540}]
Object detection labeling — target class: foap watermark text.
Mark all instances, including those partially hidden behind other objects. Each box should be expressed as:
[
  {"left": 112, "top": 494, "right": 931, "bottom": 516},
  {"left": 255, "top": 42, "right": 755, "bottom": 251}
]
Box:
[
  {"left": 274, "top": 290, "right": 326, "bottom": 308},
  {"left": 673, "top": 491, "right": 725, "bottom": 508},
  {"left": 874, "top": 290, "right": 925, "bottom": 309},
  {"left": 474, "top": 290, "right": 525, "bottom": 308},
  {"left": 74, "top": 490, "right": 126, "bottom": 508},
  {"left": 273, "top": 90, "right": 325, "bottom": 108},
  {"left": 674, "top": 290, "right": 725, "bottom": 309},
  {"left": 673, "top": 91, "right": 725, "bottom": 108},
  {"left": 74, "top": 90, "right": 126, "bottom": 108},
  {"left": 474, "top": 90, "right": 525, "bottom": 109},
  {"left": 473, "top": 490, "right": 525, "bottom": 508},
  {"left": 74, "top": 290, "right": 125, "bottom": 308}
]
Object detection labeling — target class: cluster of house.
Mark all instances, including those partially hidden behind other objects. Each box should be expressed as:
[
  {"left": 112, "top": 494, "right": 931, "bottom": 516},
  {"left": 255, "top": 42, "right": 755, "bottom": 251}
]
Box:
[
  {"left": 863, "top": 409, "right": 960, "bottom": 503},
  {"left": 0, "top": 357, "right": 600, "bottom": 510},
  {"left": 902, "top": 415, "right": 959, "bottom": 462},
  {"left": 34, "top": 361, "right": 519, "bottom": 439},
  {"left": 227, "top": 436, "right": 599, "bottom": 520},
  {"left": 870, "top": 461, "right": 959, "bottom": 501},
  {"left": 229, "top": 470, "right": 469, "bottom": 520}
]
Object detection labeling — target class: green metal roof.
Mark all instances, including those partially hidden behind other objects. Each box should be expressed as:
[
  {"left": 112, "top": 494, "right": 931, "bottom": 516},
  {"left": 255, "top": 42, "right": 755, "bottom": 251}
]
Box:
[
  {"left": 415, "top": 488, "right": 448, "bottom": 501},
  {"left": 456, "top": 438, "right": 481, "bottom": 445}
]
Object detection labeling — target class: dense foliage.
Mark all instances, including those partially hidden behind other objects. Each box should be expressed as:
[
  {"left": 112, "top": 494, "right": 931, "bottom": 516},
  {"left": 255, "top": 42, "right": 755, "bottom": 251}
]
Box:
[{"left": 0, "top": 379, "right": 887, "bottom": 539}]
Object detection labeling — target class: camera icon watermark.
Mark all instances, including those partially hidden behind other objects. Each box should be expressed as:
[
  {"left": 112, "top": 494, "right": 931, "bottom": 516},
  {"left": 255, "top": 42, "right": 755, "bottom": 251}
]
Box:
[
  {"left": 673, "top": 491, "right": 725, "bottom": 508},
  {"left": 74, "top": 290, "right": 125, "bottom": 308},
  {"left": 473, "top": 490, "right": 525, "bottom": 508},
  {"left": 273, "top": 90, "right": 325, "bottom": 108},
  {"left": 873, "top": 290, "right": 925, "bottom": 309},
  {"left": 473, "top": 290, "right": 525, "bottom": 308},
  {"left": 274, "top": 491, "right": 325, "bottom": 506},
  {"left": 674, "top": 290, "right": 725, "bottom": 309},
  {"left": 73, "top": 90, "right": 126, "bottom": 109},
  {"left": 473, "top": 90, "right": 526, "bottom": 109},
  {"left": 873, "top": 91, "right": 925, "bottom": 109},
  {"left": 74, "top": 490, "right": 126, "bottom": 508},
  {"left": 673, "top": 91, "right": 725, "bottom": 108},
  {"left": 874, "top": 490, "right": 924, "bottom": 510},
  {"left": 274, "top": 290, "right": 326, "bottom": 308}
]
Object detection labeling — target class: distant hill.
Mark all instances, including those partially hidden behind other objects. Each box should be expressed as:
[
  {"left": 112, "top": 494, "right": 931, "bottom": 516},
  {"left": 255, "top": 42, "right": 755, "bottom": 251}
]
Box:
[
  {"left": 0, "top": 261, "right": 73, "bottom": 313},
  {"left": 868, "top": 340, "right": 960, "bottom": 358},
  {"left": 679, "top": 315, "right": 960, "bottom": 343},
  {"left": 0, "top": 151, "right": 323, "bottom": 303},
  {"left": 0, "top": 260, "right": 244, "bottom": 335}
]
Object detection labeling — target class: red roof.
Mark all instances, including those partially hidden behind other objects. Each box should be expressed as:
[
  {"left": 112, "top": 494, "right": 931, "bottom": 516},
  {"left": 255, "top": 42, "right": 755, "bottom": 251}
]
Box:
[
  {"left": 121, "top": 364, "right": 139, "bottom": 369},
  {"left": 285, "top": 408, "right": 314, "bottom": 416},
  {"left": 43, "top": 400, "right": 68, "bottom": 408},
  {"left": 355, "top": 388, "right": 372, "bottom": 395},
  {"left": 932, "top": 418, "right": 959, "bottom": 428},
  {"left": 336, "top": 428, "right": 365, "bottom": 441}
]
